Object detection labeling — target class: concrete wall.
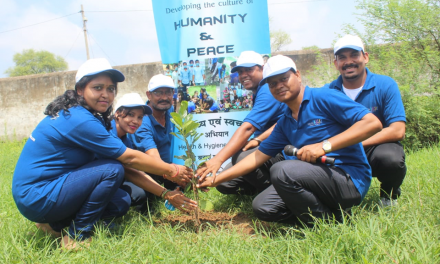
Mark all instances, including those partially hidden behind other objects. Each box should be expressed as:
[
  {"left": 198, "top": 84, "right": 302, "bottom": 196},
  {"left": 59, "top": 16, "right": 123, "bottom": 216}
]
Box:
[
  {"left": 0, "top": 49, "right": 334, "bottom": 140},
  {"left": 0, "top": 61, "right": 163, "bottom": 140}
]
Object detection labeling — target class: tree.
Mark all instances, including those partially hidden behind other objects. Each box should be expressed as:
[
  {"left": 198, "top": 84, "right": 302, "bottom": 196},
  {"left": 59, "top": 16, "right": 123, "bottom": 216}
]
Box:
[
  {"left": 5, "top": 49, "right": 68, "bottom": 77},
  {"left": 270, "top": 29, "right": 292, "bottom": 53},
  {"left": 345, "top": 0, "right": 440, "bottom": 150}
]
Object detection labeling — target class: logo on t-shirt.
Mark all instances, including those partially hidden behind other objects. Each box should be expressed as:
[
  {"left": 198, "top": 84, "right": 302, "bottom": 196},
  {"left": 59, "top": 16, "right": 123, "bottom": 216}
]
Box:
[
  {"left": 29, "top": 134, "right": 35, "bottom": 141},
  {"left": 308, "top": 119, "right": 322, "bottom": 127},
  {"left": 369, "top": 106, "right": 378, "bottom": 113}
]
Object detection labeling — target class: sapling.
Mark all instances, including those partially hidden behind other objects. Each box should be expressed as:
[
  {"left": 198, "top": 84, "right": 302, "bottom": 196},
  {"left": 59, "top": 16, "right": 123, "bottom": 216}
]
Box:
[{"left": 170, "top": 100, "right": 212, "bottom": 225}]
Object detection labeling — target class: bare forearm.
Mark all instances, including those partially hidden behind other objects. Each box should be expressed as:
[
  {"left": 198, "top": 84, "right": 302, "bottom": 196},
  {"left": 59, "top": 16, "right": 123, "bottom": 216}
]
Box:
[
  {"left": 118, "top": 149, "right": 174, "bottom": 177},
  {"left": 255, "top": 123, "right": 276, "bottom": 141},
  {"left": 213, "top": 150, "right": 270, "bottom": 185},
  {"left": 362, "top": 121, "right": 406, "bottom": 147},
  {"left": 213, "top": 122, "right": 257, "bottom": 163},
  {"left": 124, "top": 167, "right": 165, "bottom": 197},
  {"left": 329, "top": 113, "right": 382, "bottom": 151}
]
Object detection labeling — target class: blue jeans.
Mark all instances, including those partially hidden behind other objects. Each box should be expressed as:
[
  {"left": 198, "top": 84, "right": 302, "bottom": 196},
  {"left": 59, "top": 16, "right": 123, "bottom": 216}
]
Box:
[{"left": 45, "top": 159, "right": 130, "bottom": 240}]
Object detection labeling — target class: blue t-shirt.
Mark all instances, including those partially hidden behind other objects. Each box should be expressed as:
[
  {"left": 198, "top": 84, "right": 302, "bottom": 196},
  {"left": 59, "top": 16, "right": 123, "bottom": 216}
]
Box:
[
  {"left": 209, "top": 99, "right": 220, "bottom": 112},
  {"left": 188, "top": 101, "right": 196, "bottom": 113},
  {"left": 259, "top": 86, "right": 372, "bottom": 199},
  {"left": 12, "top": 106, "right": 127, "bottom": 222},
  {"left": 236, "top": 88, "right": 243, "bottom": 97},
  {"left": 324, "top": 68, "right": 406, "bottom": 127},
  {"left": 243, "top": 83, "right": 287, "bottom": 137},
  {"left": 128, "top": 104, "right": 174, "bottom": 163},
  {"left": 193, "top": 66, "right": 205, "bottom": 83},
  {"left": 179, "top": 68, "right": 192, "bottom": 85},
  {"left": 110, "top": 119, "right": 133, "bottom": 148}
]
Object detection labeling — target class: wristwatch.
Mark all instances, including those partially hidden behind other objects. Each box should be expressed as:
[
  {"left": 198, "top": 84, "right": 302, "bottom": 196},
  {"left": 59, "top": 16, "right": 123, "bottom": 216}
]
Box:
[{"left": 322, "top": 140, "right": 332, "bottom": 153}]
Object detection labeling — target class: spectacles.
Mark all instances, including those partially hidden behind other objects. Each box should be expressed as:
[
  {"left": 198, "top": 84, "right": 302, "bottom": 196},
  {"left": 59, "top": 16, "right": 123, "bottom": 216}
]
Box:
[{"left": 151, "top": 89, "right": 173, "bottom": 96}]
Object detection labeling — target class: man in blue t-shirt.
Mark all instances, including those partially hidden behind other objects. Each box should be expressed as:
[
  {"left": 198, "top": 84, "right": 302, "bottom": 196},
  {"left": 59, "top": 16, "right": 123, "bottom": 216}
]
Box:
[
  {"left": 198, "top": 55, "right": 382, "bottom": 225},
  {"left": 196, "top": 51, "right": 288, "bottom": 195},
  {"left": 179, "top": 61, "right": 191, "bottom": 99},
  {"left": 128, "top": 74, "right": 180, "bottom": 207},
  {"left": 192, "top": 59, "right": 205, "bottom": 86},
  {"left": 325, "top": 35, "right": 407, "bottom": 207}
]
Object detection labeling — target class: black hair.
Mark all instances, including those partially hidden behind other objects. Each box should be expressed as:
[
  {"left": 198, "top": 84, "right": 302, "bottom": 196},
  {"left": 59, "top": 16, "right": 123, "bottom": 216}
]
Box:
[
  {"left": 230, "top": 61, "right": 237, "bottom": 67},
  {"left": 195, "top": 59, "right": 200, "bottom": 63},
  {"left": 111, "top": 106, "right": 146, "bottom": 124},
  {"left": 44, "top": 72, "right": 118, "bottom": 131},
  {"left": 205, "top": 97, "right": 214, "bottom": 108},
  {"left": 200, "top": 87, "right": 207, "bottom": 92},
  {"left": 189, "top": 60, "right": 194, "bottom": 63},
  {"left": 166, "top": 65, "right": 170, "bottom": 69}
]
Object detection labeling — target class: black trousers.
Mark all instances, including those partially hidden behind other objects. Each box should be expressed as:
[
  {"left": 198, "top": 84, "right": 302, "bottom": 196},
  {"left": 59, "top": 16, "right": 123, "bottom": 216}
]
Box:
[
  {"left": 253, "top": 160, "right": 361, "bottom": 224},
  {"left": 364, "top": 142, "right": 406, "bottom": 199},
  {"left": 216, "top": 147, "right": 285, "bottom": 195}
]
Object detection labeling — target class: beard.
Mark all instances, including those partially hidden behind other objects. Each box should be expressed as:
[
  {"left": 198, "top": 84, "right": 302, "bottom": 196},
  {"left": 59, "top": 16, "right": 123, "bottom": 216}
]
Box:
[
  {"left": 151, "top": 99, "right": 172, "bottom": 111},
  {"left": 342, "top": 63, "right": 360, "bottom": 79}
]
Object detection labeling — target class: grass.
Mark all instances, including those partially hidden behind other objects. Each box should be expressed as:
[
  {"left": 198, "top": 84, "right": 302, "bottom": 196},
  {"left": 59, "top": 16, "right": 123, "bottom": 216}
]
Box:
[{"left": 1, "top": 140, "right": 440, "bottom": 263}]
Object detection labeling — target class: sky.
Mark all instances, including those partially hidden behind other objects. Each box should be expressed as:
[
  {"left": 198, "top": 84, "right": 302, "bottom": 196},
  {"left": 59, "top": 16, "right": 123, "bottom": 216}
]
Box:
[{"left": 0, "top": 0, "right": 363, "bottom": 78}]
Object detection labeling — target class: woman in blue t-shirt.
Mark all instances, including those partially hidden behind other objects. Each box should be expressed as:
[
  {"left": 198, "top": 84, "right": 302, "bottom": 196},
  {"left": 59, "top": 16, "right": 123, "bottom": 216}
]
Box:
[
  {"left": 12, "top": 59, "right": 197, "bottom": 250},
  {"left": 112, "top": 93, "right": 192, "bottom": 211}
]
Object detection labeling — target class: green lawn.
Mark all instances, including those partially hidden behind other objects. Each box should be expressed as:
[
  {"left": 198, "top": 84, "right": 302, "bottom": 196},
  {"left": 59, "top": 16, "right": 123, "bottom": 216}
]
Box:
[{"left": 1, "top": 140, "right": 439, "bottom": 263}]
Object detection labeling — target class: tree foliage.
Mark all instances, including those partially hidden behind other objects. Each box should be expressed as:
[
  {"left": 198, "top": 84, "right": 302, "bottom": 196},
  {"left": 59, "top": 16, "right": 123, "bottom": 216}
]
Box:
[
  {"left": 270, "top": 30, "right": 292, "bottom": 53},
  {"left": 5, "top": 49, "right": 68, "bottom": 77},
  {"left": 306, "top": 0, "right": 440, "bottom": 150}
]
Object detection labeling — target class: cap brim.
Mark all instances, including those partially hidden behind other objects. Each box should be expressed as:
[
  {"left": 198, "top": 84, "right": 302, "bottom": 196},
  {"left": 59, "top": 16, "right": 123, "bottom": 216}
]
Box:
[
  {"left": 149, "top": 85, "right": 175, "bottom": 91},
  {"left": 259, "top": 67, "right": 294, "bottom": 86},
  {"left": 231, "top": 63, "right": 259, "bottom": 73},
  {"left": 117, "top": 104, "right": 152, "bottom": 115},
  {"left": 84, "top": 69, "right": 125, "bottom": 82},
  {"left": 334, "top": 45, "right": 363, "bottom": 55}
]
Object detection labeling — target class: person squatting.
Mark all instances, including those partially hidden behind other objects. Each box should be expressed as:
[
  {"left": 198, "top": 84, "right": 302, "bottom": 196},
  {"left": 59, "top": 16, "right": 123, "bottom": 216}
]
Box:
[{"left": 12, "top": 35, "right": 406, "bottom": 249}]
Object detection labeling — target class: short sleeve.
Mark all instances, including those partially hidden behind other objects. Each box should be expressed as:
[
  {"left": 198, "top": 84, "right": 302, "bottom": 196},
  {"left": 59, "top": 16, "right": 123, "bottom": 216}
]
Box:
[
  {"left": 63, "top": 115, "right": 127, "bottom": 159},
  {"left": 128, "top": 116, "right": 158, "bottom": 153},
  {"left": 243, "top": 85, "right": 283, "bottom": 131},
  {"left": 382, "top": 80, "right": 406, "bottom": 126},
  {"left": 259, "top": 121, "right": 289, "bottom": 157}
]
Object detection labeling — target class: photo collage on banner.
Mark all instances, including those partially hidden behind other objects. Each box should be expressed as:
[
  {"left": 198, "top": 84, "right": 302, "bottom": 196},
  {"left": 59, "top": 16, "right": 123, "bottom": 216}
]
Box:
[{"left": 152, "top": 0, "right": 270, "bottom": 168}]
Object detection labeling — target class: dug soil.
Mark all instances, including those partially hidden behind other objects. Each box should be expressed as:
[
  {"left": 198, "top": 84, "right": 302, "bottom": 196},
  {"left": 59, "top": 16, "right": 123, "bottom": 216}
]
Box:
[{"left": 154, "top": 212, "right": 272, "bottom": 235}]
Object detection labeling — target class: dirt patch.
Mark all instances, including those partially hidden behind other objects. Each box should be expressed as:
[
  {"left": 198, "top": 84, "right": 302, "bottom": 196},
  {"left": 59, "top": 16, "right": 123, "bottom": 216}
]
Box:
[{"left": 154, "top": 212, "right": 271, "bottom": 235}]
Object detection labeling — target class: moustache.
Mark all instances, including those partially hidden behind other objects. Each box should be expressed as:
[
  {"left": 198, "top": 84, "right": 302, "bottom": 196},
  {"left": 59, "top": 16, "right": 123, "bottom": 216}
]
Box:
[
  {"left": 158, "top": 100, "right": 171, "bottom": 104},
  {"left": 342, "top": 64, "right": 358, "bottom": 70}
]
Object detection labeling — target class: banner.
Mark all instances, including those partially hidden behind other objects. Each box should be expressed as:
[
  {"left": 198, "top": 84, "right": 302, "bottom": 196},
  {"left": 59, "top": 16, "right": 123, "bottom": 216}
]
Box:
[
  {"left": 172, "top": 111, "right": 250, "bottom": 168},
  {"left": 152, "top": 0, "right": 270, "bottom": 63}
]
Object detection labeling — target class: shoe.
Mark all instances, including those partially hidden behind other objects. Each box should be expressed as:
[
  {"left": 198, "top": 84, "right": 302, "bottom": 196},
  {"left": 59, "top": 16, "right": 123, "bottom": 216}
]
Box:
[{"left": 378, "top": 197, "right": 398, "bottom": 208}]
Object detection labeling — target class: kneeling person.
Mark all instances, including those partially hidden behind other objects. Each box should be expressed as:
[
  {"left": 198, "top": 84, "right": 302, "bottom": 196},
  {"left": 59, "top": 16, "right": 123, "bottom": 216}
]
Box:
[{"left": 198, "top": 55, "right": 382, "bottom": 224}]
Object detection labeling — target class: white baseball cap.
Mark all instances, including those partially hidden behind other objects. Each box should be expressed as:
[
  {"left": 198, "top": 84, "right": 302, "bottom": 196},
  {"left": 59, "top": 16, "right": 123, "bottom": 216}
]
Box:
[
  {"left": 260, "top": 55, "right": 297, "bottom": 86},
  {"left": 114, "top": 93, "right": 152, "bottom": 115},
  {"left": 231, "top": 51, "right": 264, "bottom": 73},
  {"left": 334, "top": 35, "right": 365, "bottom": 55},
  {"left": 75, "top": 58, "right": 125, "bottom": 83},
  {"left": 147, "top": 74, "right": 175, "bottom": 91}
]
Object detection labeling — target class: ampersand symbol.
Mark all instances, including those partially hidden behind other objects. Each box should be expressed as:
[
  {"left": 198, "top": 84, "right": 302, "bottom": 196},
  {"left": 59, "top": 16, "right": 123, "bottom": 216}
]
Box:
[{"left": 200, "top": 32, "right": 214, "bottom": 41}]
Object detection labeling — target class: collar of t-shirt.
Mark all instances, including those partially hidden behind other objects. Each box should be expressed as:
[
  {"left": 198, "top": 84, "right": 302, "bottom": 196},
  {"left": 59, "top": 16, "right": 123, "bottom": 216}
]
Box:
[{"left": 342, "top": 85, "right": 363, "bottom": 101}]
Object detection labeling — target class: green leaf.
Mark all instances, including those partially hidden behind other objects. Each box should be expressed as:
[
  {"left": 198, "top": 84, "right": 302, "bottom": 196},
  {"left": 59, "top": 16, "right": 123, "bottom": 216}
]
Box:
[
  {"left": 169, "top": 132, "right": 183, "bottom": 140},
  {"left": 170, "top": 112, "right": 183, "bottom": 127},
  {"left": 199, "top": 200, "right": 214, "bottom": 211},
  {"left": 184, "top": 158, "right": 193, "bottom": 168},
  {"left": 174, "top": 155, "right": 187, "bottom": 161},
  {"left": 198, "top": 155, "right": 210, "bottom": 163},
  {"left": 193, "top": 132, "right": 203, "bottom": 143},
  {"left": 184, "top": 113, "right": 193, "bottom": 123},
  {"left": 184, "top": 183, "right": 192, "bottom": 193},
  {"left": 178, "top": 101, "right": 188, "bottom": 117}
]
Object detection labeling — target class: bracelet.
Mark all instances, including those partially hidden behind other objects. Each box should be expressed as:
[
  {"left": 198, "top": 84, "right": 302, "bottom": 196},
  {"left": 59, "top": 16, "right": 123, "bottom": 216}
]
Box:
[
  {"left": 161, "top": 188, "right": 170, "bottom": 199},
  {"left": 163, "top": 164, "right": 179, "bottom": 180},
  {"left": 252, "top": 138, "right": 262, "bottom": 145}
]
